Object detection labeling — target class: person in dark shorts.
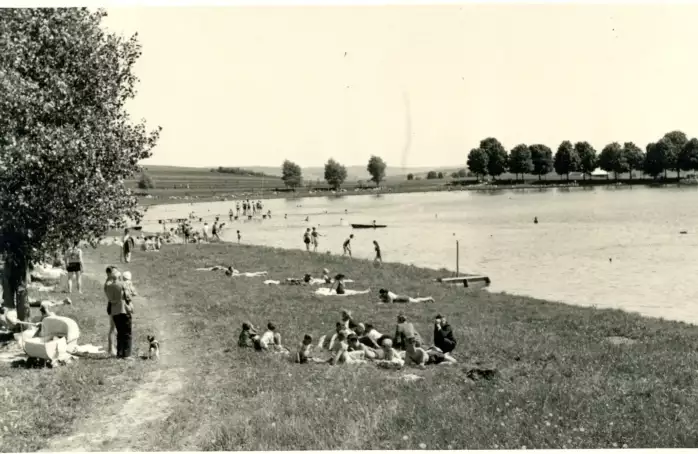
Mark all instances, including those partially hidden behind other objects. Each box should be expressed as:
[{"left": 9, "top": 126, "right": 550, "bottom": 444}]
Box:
[
  {"left": 343, "top": 234, "right": 354, "bottom": 256},
  {"left": 303, "top": 228, "right": 311, "bottom": 251},
  {"left": 373, "top": 240, "right": 382, "bottom": 263},
  {"left": 65, "top": 240, "right": 83, "bottom": 294}
]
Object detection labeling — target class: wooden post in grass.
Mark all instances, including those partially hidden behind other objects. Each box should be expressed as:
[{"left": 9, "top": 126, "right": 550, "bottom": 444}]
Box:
[{"left": 456, "top": 240, "right": 460, "bottom": 277}]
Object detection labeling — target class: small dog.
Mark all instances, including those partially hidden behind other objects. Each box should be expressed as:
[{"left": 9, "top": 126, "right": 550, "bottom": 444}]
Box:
[{"left": 147, "top": 335, "right": 160, "bottom": 360}]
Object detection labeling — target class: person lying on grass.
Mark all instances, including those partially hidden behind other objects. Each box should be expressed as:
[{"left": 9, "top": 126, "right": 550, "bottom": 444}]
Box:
[
  {"left": 328, "top": 332, "right": 366, "bottom": 365},
  {"left": 405, "top": 337, "right": 458, "bottom": 368},
  {"left": 359, "top": 323, "right": 389, "bottom": 349},
  {"left": 378, "top": 289, "right": 435, "bottom": 304},
  {"left": 374, "top": 338, "right": 405, "bottom": 369},
  {"left": 394, "top": 314, "right": 423, "bottom": 350},
  {"left": 238, "top": 322, "right": 259, "bottom": 348},
  {"left": 347, "top": 333, "right": 380, "bottom": 360}
]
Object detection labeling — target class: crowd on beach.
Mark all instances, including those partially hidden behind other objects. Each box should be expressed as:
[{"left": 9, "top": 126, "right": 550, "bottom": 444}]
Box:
[{"left": 238, "top": 309, "right": 458, "bottom": 369}]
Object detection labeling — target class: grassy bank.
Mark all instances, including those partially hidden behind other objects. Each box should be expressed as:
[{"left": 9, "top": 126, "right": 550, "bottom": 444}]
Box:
[
  {"left": 52, "top": 243, "right": 698, "bottom": 450},
  {"left": 0, "top": 258, "right": 159, "bottom": 452}
]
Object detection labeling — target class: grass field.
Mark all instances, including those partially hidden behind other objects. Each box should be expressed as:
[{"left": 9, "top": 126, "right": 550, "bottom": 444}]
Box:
[{"left": 4, "top": 242, "right": 697, "bottom": 450}]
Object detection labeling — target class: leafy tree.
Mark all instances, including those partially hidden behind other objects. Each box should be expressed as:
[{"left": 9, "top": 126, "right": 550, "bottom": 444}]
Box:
[
  {"left": 574, "top": 141, "right": 597, "bottom": 180},
  {"left": 598, "top": 142, "right": 628, "bottom": 180},
  {"left": 324, "top": 158, "right": 348, "bottom": 189},
  {"left": 137, "top": 172, "right": 155, "bottom": 190},
  {"left": 479, "top": 137, "right": 508, "bottom": 179},
  {"left": 450, "top": 172, "right": 458, "bottom": 179},
  {"left": 366, "top": 155, "right": 387, "bottom": 186},
  {"left": 644, "top": 139, "right": 674, "bottom": 179},
  {"left": 437, "top": 171, "right": 444, "bottom": 179},
  {"left": 529, "top": 144, "right": 554, "bottom": 181},
  {"left": 406, "top": 173, "right": 414, "bottom": 181},
  {"left": 426, "top": 171, "right": 438, "bottom": 180},
  {"left": 553, "top": 141, "right": 581, "bottom": 181},
  {"left": 678, "top": 138, "right": 698, "bottom": 175},
  {"left": 508, "top": 144, "right": 533, "bottom": 182},
  {"left": 0, "top": 9, "right": 161, "bottom": 320},
  {"left": 467, "top": 148, "right": 489, "bottom": 180},
  {"left": 662, "top": 131, "right": 688, "bottom": 179},
  {"left": 457, "top": 168, "right": 467, "bottom": 178},
  {"left": 622, "top": 142, "right": 645, "bottom": 180},
  {"left": 281, "top": 160, "right": 303, "bottom": 188}
]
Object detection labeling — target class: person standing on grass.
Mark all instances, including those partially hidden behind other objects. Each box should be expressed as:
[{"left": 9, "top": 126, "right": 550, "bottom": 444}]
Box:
[
  {"left": 433, "top": 314, "right": 457, "bottom": 354},
  {"left": 65, "top": 240, "right": 83, "bottom": 294},
  {"left": 121, "top": 229, "right": 134, "bottom": 263},
  {"left": 373, "top": 240, "right": 382, "bottom": 263},
  {"left": 303, "top": 228, "right": 312, "bottom": 252},
  {"left": 343, "top": 234, "right": 354, "bottom": 257},
  {"left": 311, "top": 227, "right": 322, "bottom": 252},
  {"left": 104, "top": 266, "right": 134, "bottom": 359}
]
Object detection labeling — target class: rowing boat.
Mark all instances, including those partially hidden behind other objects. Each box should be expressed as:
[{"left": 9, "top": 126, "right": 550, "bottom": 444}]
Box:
[{"left": 351, "top": 224, "right": 387, "bottom": 229}]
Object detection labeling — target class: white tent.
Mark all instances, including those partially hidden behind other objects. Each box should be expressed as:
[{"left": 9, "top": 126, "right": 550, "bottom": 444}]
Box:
[{"left": 591, "top": 168, "right": 609, "bottom": 177}]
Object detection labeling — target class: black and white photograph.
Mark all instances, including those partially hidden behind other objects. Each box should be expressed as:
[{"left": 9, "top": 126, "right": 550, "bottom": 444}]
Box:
[{"left": 1, "top": 0, "right": 698, "bottom": 451}]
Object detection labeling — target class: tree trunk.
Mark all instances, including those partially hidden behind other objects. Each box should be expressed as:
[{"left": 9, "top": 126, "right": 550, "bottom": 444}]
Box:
[
  {"left": 566, "top": 173, "right": 570, "bottom": 181},
  {"left": 2, "top": 255, "right": 31, "bottom": 323},
  {"left": 677, "top": 169, "right": 681, "bottom": 180},
  {"left": 538, "top": 174, "right": 541, "bottom": 181},
  {"left": 664, "top": 169, "right": 668, "bottom": 180}
]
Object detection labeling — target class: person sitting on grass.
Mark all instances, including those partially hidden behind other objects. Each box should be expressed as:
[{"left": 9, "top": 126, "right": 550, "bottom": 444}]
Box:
[
  {"left": 256, "top": 323, "right": 289, "bottom": 353},
  {"left": 334, "top": 274, "right": 347, "bottom": 295},
  {"left": 340, "top": 309, "right": 356, "bottom": 330},
  {"left": 295, "top": 334, "right": 315, "bottom": 364},
  {"left": 432, "top": 314, "right": 457, "bottom": 354},
  {"left": 238, "top": 322, "right": 259, "bottom": 348},
  {"left": 326, "top": 321, "right": 355, "bottom": 351},
  {"left": 328, "top": 332, "right": 366, "bottom": 365},
  {"left": 378, "top": 289, "right": 435, "bottom": 304},
  {"left": 321, "top": 268, "right": 332, "bottom": 284},
  {"left": 394, "top": 314, "right": 422, "bottom": 350},
  {"left": 375, "top": 338, "right": 404, "bottom": 369}
]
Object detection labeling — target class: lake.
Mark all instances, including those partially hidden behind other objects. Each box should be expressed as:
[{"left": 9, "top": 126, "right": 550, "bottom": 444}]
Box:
[{"left": 140, "top": 186, "right": 698, "bottom": 325}]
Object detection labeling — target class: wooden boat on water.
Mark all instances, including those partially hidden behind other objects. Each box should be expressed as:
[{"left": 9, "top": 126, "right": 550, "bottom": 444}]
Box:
[{"left": 351, "top": 223, "right": 387, "bottom": 229}]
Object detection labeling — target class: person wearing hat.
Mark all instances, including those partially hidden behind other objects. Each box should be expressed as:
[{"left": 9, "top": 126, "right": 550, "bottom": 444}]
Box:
[
  {"left": 433, "top": 314, "right": 457, "bottom": 354},
  {"left": 394, "top": 314, "right": 422, "bottom": 350}
]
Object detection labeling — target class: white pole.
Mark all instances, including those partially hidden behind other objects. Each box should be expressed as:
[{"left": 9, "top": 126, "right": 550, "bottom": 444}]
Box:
[{"left": 456, "top": 240, "right": 460, "bottom": 277}]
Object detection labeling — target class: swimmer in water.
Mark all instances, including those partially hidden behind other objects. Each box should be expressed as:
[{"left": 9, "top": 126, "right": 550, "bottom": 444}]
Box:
[
  {"left": 534, "top": 217, "right": 538, "bottom": 224},
  {"left": 305, "top": 216, "right": 310, "bottom": 222},
  {"left": 284, "top": 214, "right": 288, "bottom": 219}
]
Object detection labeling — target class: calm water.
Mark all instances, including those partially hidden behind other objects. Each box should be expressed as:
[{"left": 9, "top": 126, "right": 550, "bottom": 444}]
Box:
[{"left": 141, "top": 187, "right": 698, "bottom": 325}]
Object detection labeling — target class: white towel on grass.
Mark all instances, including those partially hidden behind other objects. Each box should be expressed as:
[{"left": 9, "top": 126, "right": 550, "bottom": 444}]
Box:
[{"left": 314, "top": 288, "right": 370, "bottom": 297}]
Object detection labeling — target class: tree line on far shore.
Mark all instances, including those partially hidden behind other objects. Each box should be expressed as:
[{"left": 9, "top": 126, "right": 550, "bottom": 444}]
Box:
[
  {"left": 280, "top": 130, "right": 698, "bottom": 190},
  {"left": 281, "top": 156, "right": 388, "bottom": 190},
  {"left": 465, "top": 131, "right": 698, "bottom": 182}
]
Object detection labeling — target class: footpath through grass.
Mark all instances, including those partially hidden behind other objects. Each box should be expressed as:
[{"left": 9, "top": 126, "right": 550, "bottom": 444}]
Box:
[
  {"left": 99, "top": 243, "right": 698, "bottom": 450},
  {"left": 4, "top": 242, "right": 698, "bottom": 450},
  {"left": 0, "top": 254, "right": 159, "bottom": 452}
]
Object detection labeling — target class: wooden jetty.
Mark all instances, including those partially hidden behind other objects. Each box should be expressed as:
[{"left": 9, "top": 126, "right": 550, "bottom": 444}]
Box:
[{"left": 435, "top": 275, "right": 491, "bottom": 288}]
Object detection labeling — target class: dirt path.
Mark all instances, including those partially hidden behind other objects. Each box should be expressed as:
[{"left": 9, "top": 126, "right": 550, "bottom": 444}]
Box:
[{"left": 41, "top": 257, "right": 189, "bottom": 452}]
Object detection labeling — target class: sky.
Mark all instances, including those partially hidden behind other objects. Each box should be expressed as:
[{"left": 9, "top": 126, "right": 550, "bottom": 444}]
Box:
[{"left": 102, "top": 4, "right": 698, "bottom": 169}]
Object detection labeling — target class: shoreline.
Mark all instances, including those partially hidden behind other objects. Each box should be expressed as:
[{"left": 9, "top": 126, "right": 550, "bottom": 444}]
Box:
[{"left": 135, "top": 178, "right": 695, "bottom": 207}]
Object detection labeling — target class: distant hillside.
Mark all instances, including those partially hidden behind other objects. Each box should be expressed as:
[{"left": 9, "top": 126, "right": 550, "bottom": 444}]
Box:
[{"left": 140, "top": 164, "right": 467, "bottom": 183}]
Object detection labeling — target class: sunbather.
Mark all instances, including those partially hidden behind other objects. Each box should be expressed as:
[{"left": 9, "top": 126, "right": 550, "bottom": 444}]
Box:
[
  {"left": 347, "top": 334, "right": 380, "bottom": 360},
  {"left": 375, "top": 338, "right": 404, "bottom": 369},
  {"left": 378, "top": 289, "right": 434, "bottom": 304}
]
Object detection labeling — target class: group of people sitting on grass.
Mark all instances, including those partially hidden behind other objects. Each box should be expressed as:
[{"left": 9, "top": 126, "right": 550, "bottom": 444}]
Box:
[{"left": 237, "top": 309, "right": 457, "bottom": 369}]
